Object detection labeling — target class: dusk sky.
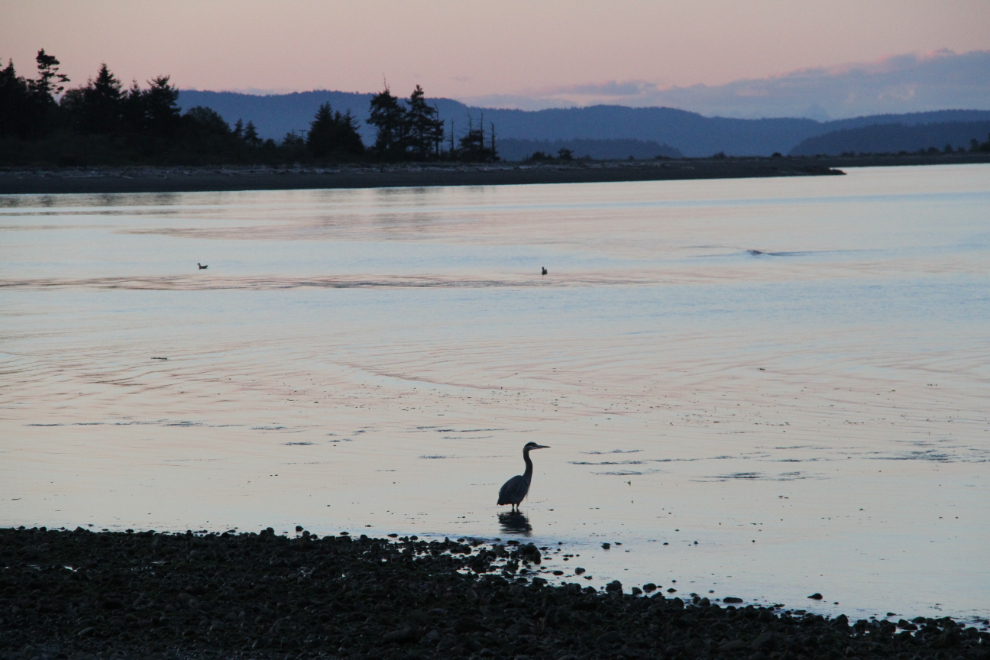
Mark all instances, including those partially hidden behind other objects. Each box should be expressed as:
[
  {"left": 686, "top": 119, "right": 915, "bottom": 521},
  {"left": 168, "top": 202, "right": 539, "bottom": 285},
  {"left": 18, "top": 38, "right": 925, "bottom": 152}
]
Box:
[{"left": 3, "top": 0, "right": 990, "bottom": 116}]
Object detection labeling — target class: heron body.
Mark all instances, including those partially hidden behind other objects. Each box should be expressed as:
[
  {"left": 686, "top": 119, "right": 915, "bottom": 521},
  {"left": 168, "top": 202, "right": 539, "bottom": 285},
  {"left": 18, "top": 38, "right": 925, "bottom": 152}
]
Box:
[
  {"left": 498, "top": 442, "right": 550, "bottom": 511},
  {"left": 541, "top": 267, "right": 547, "bottom": 275}
]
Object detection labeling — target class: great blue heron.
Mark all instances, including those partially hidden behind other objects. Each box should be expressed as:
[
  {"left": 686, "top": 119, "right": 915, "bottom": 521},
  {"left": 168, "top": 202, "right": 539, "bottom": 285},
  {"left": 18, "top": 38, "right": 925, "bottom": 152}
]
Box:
[
  {"left": 541, "top": 267, "right": 548, "bottom": 275},
  {"left": 498, "top": 442, "right": 550, "bottom": 511}
]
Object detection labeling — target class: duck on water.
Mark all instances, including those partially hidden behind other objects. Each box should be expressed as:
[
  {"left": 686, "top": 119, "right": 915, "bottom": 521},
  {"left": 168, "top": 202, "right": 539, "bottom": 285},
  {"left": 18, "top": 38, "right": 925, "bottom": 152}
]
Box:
[{"left": 498, "top": 442, "right": 550, "bottom": 511}]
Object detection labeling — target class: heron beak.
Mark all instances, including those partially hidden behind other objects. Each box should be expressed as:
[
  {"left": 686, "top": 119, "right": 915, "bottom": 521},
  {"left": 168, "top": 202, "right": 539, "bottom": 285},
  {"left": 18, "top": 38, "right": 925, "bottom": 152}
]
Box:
[{"left": 535, "top": 444, "right": 550, "bottom": 449}]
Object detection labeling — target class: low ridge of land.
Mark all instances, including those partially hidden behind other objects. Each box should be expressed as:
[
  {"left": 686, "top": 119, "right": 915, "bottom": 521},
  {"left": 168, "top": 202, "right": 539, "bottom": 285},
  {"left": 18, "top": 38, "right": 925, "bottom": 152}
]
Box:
[
  {"left": 3, "top": 153, "right": 990, "bottom": 196},
  {"left": 1, "top": 159, "right": 846, "bottom": 196}
]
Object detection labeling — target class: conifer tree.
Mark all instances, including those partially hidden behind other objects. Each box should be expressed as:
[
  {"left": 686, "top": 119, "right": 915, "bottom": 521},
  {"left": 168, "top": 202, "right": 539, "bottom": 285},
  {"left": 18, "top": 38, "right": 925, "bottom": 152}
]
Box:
[
  {"left": 143, "top": 75, "right": 181, "bottom": 137},
  {"left": 63, "top": 63, "right": 123, "bottom": 134},
  {"left": 30, "top": 49, "right": 69, "bottom": 101},
  {"left": 0, "top": 59, "right": 33, "bottom": 138},
  {"left": 244, "top": 120, "right": 260, "bottom": 145},
  {"left": 368, "top": 84, "right": 407, "bottom": 159},
  {"left": 307, "top": 102, "right": 364, "bottom": 158},
  {"left": 25, "top": 49, "right": 69, "bottom": 136},
  {"left": 406, "top": 85, "right": 443, "bottom": 160}
]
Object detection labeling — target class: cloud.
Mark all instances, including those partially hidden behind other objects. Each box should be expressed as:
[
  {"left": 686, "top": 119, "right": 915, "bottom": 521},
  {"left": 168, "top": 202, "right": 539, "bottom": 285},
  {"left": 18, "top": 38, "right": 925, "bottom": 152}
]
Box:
[
  {"left": 457, "top": 94, "right": 577, "bottom": 111},
  {"left": 465, "top": 50, "right": 990, "bottom": 120},
  {"left": 544, "top": 80, "right": 654, "bottom": 97}
]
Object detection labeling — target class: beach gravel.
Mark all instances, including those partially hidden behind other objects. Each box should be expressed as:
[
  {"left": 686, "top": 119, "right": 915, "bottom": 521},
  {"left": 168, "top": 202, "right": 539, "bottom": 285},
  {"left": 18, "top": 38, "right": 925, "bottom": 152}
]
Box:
[{"left": 1, "top": 526, "right": 988, "bottom": 659}]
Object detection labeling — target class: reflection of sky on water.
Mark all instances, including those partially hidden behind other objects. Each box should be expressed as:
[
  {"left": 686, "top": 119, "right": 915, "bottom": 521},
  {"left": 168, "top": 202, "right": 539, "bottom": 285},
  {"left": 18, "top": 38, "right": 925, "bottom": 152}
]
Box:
[{"left": 1, "top": 164, "right": 989, "bottom": 622}]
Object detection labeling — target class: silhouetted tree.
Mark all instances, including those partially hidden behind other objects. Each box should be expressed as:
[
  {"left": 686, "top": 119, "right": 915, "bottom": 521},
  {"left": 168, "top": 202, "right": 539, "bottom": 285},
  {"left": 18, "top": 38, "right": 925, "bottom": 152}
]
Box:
[
  {"left": 183, "top": 106, "right": 231, "bottom": 137},
  {"left": 282, "top": 131, "right": 305, "bottom": 147},
  {"left": 456, "top": 113, "right": 496, "bottom": 161},
  {"left": 0, "top": 59, "right": 33, "bottom": 138},
  {"left": 120, "top": 81, "right": 145, "bottom": 134},
  {"left": 406, "top": 85, "right": 443, "bottom": 160},
  {"left": 525, "top": 150, "right": 553, "bottom": 162},
  {"left": 1, "top": 51, "right": 280, "bottom": 166},
  {"left": 13, "top": 49, "right": 70, "bottom": 137},
  {"left": 969, "top": 134, "right": 990, "bottom": 153},
  {"left": 30, "top": 49, "right": 69, "bottom": 102},
  {"left": 244, "top": 120, "right": 260, "bottom": 146},
  {"left": 143, "top": 75, "right": 181, "bottom": 137},
  {"left": 368, "top": 84, "right": 408, "bottom": 159},
  {"left": 307, "top": 102, "right": 364, "bottom": 159},
  {"left": 61, "top": 63, "right": 123, "bottom": 134}
]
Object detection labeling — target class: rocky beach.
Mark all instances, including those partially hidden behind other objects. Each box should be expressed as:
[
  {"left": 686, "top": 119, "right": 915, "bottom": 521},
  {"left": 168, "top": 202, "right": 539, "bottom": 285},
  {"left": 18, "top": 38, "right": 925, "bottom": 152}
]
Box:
[{"left": 1, "top": 526, "right": 988, "bottom": 660}]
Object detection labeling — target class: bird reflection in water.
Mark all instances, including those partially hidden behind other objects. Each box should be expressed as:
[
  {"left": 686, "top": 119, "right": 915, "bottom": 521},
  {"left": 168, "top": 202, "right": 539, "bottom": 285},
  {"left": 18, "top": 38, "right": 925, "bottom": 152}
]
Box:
[{"left": 498, "top": 511, "right": 532, "bottom": 536}]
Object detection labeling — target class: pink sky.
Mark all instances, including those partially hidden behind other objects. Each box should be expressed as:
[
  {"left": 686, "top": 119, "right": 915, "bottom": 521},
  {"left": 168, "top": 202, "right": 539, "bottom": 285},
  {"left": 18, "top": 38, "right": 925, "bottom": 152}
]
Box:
[{"left": 3, "top": 0, "right": 989, "bottom": 103}]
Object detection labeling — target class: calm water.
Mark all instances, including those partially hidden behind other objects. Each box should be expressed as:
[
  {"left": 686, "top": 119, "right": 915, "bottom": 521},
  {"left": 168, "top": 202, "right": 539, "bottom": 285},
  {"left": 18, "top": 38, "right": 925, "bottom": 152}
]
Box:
[{"left": 2, "top": 165, "right": 988, "bottom": 623}]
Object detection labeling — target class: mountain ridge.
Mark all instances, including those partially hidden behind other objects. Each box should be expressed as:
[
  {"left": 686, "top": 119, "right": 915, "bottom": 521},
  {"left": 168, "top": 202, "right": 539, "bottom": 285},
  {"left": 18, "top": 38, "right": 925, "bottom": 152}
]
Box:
[{"left": 177, "top": 89, "right": 990, "bottom": 157}]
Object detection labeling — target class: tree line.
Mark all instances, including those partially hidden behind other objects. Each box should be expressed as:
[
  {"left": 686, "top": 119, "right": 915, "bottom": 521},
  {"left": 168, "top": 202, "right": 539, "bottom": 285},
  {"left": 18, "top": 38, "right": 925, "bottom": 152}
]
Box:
[{"left": 0, "top": 50, "right": 497, "bottom": 166}]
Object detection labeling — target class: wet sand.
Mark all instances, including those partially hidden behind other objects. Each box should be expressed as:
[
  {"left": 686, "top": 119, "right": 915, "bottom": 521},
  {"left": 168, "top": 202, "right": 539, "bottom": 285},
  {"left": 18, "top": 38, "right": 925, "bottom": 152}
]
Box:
[{"left": 2, "top": 526, "right": 987, "bottom": 659}]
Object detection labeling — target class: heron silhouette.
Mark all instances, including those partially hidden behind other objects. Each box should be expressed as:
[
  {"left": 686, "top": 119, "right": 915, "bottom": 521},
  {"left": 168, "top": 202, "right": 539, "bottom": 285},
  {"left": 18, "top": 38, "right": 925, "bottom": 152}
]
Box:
[
  {"left": 197, "top": 263, "right": 208, "bottom": 270},
  {"left": 541, "top": 267, "right": 547, "bottom": 275},
  {"left": 498, "top": 442, "right": 550, "bottom": 511}
]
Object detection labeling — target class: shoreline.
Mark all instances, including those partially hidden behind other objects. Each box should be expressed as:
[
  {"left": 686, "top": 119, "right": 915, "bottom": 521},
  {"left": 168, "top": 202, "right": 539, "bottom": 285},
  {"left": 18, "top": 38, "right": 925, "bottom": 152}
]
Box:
[
  {"left": 1, "top": 154, "right": 988, "bottom": 197},
  {"left": 2, "top": 160, "right": 840, "bottom": 196},
  {"left": 2, "top": 526, "right": 986, "bottom": 659}
]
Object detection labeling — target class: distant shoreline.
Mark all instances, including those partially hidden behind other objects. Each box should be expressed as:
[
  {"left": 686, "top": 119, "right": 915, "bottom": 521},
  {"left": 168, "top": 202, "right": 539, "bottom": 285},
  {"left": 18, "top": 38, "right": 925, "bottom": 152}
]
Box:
[{"left": 2, "top": 153, "right": 988, "bottom": 196}]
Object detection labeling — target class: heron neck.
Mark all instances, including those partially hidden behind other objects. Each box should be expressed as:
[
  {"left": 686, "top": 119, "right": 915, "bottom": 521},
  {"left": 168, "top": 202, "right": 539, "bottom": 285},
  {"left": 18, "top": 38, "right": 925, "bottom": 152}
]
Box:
[{"left": 523, "top": 449, "right": 534, "bottom": 483}]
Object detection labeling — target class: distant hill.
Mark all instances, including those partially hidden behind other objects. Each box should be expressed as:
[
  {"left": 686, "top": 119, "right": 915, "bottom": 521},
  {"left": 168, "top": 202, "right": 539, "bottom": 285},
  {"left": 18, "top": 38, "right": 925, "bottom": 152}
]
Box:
[
  {"left": 467, "top": 106, "right": 820, "bottom": 157},
  {"left": 178, "top": 90, "right": 381, "bottom": 142},
  {"left": 177, "top": 90, "right": 990, "bottom": 158},
  {"left": 790, "top": 121, "right": 990, "bottom": 156},
  {"left": 822, "top": 109, "right": 990, "bottom": 131},
  {"left": 496, "top": 138, "right": 682, "bottom": 161}
]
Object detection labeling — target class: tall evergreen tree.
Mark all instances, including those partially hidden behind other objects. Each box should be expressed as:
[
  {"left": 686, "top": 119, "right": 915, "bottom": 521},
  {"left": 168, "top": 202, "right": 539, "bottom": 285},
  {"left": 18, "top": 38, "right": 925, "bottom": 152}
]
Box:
[
  {"left": 307, "top": 102, "right": 364, "bottom": 158},
  {"left": 243, "top": 120, "right": 260, "bottom": 146},
  {"left": 24, "top": 49, "right": 69, "bottom": 136},
  {"left": 368, "top": 85, "right": 407, "bottom": 159},
  {"left": 121, "top": 81, "right": 145, "bottom": 134},
  {"left": 64, "top": 63, "right": 123, "bottom": 134},
  {"left": 143, "top": 75, "right": 181, "bottom": 138},
  {"left": 29, "top": 49, "right": 69, "bottom": 101},
  {"left": 0, "top": 59, "right": 33, "bottom": 138},
  {"left": 406, "top": 85, "right": 443, "bottom": 160}
]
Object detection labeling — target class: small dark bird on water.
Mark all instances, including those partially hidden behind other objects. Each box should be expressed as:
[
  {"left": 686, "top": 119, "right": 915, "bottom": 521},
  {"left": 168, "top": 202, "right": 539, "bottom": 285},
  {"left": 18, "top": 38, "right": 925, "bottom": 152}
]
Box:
[
  {"left": 197, "top": 263, "right": 208, "bottom": 269},
  {"left": 541, "top": 267, "right": 547, "bottom": 275},
  {"left": 498, "top": 442, "right": 550, "bottom": 511}
]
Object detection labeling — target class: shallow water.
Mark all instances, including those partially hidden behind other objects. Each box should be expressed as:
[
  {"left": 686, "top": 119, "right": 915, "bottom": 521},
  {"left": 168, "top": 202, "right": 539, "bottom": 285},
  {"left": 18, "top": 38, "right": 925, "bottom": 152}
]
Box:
[{"left": 2, "top": 165, "right": 989, "bottom": 623}]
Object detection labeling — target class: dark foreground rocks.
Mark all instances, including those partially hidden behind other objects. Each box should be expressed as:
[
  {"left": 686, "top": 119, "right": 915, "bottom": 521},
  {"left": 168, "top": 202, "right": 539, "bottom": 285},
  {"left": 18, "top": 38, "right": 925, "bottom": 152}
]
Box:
[{"left": 1, "top": 527, "right": 988, "bottom": 660}]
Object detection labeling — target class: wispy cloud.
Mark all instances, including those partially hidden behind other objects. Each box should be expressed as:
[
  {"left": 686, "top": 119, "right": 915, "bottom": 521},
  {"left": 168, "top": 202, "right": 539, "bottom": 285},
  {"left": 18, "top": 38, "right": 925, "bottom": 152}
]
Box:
[{"left": 462, "top": 50, "right": 990, "bottom": 120}]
